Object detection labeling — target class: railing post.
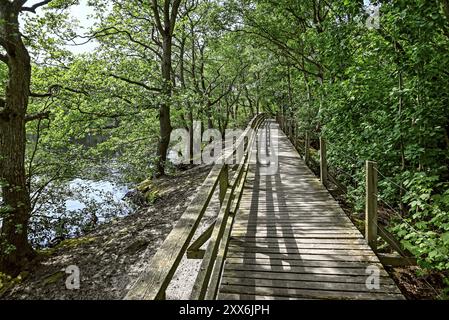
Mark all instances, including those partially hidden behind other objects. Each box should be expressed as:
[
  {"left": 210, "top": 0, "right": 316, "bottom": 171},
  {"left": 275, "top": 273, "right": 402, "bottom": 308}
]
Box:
[
  {"left": 365, "top": 161, "right": 378, "bottom": 251},
  {"left": 320, "top": 137, "right": 328, "bottom": 187},
  {"left": 290, "top": 120, "right": 294, "bottom": 140},
  {"left": 288, "top": 120, "right": 292, "bottom": 139},
  {"left": 219, "top": 164, "right": 229, "bottom": 205},
  {"left": 305, "top": 131, "right": 310, "bottom": 165}
]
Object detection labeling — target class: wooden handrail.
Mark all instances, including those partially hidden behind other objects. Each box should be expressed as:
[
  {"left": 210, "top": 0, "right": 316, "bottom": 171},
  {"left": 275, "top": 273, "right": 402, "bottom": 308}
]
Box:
[
  {"left": 124, "top": 113, "right": 267, "bottom": 300},
  {"left": 190, "top": 115, "right": 265, "bottom": 300}
]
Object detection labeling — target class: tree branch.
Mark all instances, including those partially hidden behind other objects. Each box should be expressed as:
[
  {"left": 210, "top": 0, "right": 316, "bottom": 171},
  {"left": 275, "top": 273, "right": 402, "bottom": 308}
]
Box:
[
  {"left": 151, "top": 0, "right": 165, "bottom": 35},
  {"left": 20, "top": 0, "right": 53, "bottom": 13},
  {"left": 25, "top": 111, "right": 50, "bottom": 122},
  {"left": 30, "top": 85, "right": 89, "bottom": 98},
  {"left": 108, "top": 73, "right": 161, "bottom": 92},
  {"left": 170, "top": 0, "right": 182, "bottom": 35}
]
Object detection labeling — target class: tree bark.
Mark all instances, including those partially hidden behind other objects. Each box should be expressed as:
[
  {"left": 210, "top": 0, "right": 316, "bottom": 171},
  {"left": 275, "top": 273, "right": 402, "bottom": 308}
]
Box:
[
  {"left": 0, "top": 2, "right": 36, "bottom": 275},
  {"left": 156, "top": 34, "right": 173, "bottom": 177},
  {"left": 153, "top": 0, "right": 182, "bottom": 177}
]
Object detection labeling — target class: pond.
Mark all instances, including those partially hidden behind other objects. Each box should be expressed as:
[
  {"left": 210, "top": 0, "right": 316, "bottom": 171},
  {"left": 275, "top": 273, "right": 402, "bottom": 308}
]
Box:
[
  {"left": 1, "top": 148, "right": 181, "bottom": 248},
  {"left": 25, "top": 174, "right": 134, "bottom": 248}
]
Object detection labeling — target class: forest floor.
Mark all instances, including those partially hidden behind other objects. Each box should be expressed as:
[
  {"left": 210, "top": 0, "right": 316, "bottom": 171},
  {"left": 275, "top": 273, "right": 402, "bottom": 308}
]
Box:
[{"left": 1, "top": 165, "right": 212, "bottom": 300}]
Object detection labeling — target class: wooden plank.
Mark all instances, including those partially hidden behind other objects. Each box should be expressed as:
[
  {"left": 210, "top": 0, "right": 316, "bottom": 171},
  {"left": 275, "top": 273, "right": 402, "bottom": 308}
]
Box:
[
  {"left": 231, "top": 227, "right": 361, "bottom": 233},
  {"left": 234, "top": 223, "right": 355, "bottom": 227},
  {"left": 320, "top": 137, "right": 328, "bottom": 187},
  {"left": 233, "top": 218, "right": 353, "bottom": 223},
  {"left": 222, "top": 270, "right": 393, "bottom": 284},
  {"left": 217, "top": 293, "right": 312, "bottom": 300},
  {"left": 230, "top": 231, "right": 363, "bottom": 239},
  {"left": 225, "top": 257, "right": 387, "bottom": 270},
  {"left": 187, "top": 219, "right": 216, "bottom": 259},
  {"left": 228, "top": 247, "right": 376, "bottom": 256},
  {"left": 232, "top": 227, "right": 360, "bottom": 233},
  {"left": 228, "top": 241, "right": 373, "bottom": 251},
  {"left": 219, "top": 285, "right": 405, "bottom": 300},
  {"left": 226, "top": 252, "right": 381, "bottom": 263},
  {"left": 239, "top": 200, "right": 341, "bottom": 204},
  {"left": 230, "top": 237, "right": 369, "bottom": 245},
  {"left": 365, "top": 161, "right": 378, "bottom": 250},
  {"left": 221, "top": 277, "right": 401, "bottom": 294},
  {"left": 235, "top": 215, "right": 349, "bottom": 219}
]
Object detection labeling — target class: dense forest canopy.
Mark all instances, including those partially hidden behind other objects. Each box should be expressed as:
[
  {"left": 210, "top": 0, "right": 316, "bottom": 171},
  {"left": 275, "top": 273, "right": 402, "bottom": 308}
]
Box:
[{"left": 0, "top": 0, "right": 448, "bottom": 295}]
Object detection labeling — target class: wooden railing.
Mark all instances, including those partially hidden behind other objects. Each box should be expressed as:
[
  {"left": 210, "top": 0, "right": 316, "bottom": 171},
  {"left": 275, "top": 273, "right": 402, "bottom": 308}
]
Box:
[
  {"left": 124, "top": 113, "right": 267, "bottom": 300},
  {"left": 276, "top": 114, "right": 417, "bottom": 267}
]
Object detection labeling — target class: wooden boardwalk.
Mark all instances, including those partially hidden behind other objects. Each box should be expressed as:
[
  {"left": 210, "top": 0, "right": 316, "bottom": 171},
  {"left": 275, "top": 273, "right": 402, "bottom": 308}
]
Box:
[{"left": 217, "top": 120, "right": 404, "bottom": 300}]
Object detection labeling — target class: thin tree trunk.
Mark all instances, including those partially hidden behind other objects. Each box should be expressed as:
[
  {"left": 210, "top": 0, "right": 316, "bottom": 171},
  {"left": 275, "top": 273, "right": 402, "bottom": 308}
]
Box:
[{"left": 156, "top": 35, "right": 173, "bottom": 177}]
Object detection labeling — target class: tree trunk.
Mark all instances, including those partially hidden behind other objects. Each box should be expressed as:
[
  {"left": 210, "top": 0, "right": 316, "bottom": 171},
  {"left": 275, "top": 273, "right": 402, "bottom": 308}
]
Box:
[
  {"left": 206, "top": 101, "right": 213, "bottom": 129},
  {"left": 156, "top": 35, "right": 173, "bottom": 177},
  {"left": 0, "top": 4, "right": 35, "bottom": 275}
]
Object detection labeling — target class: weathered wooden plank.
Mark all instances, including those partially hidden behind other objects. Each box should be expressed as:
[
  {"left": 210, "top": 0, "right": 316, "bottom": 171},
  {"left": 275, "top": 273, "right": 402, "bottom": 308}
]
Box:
[
  {"left": 219, "top": 285, "right": 405, "bottom": 300},
  {"left": 231, "top": 227, "right": 361, "bottom": 233},
  {"left": 226, "top": 252, "right": 380, "bottom": 263},
  {"left": 230, "top": 231, "right": 363, "bottom": 239},
  {"left": 228, "top": 241, "right": 373, "bottom": 251},
  {"left": 225, "top": 257, "right": 386, "bottom": 270},
  {"left": 229, "top": 237, "right": 369, "bottom": 245},
  {"left": 222, "top": 270, "right": 393, "bottom": 284},
  {"left": 232, "top": 223, "right": 358, "bottom": 229},
  {"left": 235, "top": 215, "right": 349, "bottom": 220},
  {"left": 232, "top": 218, "right": 354, "bottom": 224},
  {"left": 217, "top": 293, "right": 312, "bottom": 300},
  {"left": 221, "top": 277, "right": 401, "bottom": 294},
  {"left": 187, "top": 219, "right": 216, "bottom": 259},
  {"left": 365, "top": 161, "right": 378, "bottom": 250},
  {"left": 228, "top": 246, "right": 376, "bottom": 256}
]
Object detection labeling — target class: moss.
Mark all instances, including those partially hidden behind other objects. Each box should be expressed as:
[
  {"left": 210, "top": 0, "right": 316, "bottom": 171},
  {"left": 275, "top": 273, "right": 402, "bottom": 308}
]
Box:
[
  {"left": 37, "top": 248, "right": 56, "bottom": 257},
  {"left": 137, "top": 179, "right": 153, "bottom": 192},
  {"left": 0, "top": 271, "right": 28, "bottom": 296},
  {"left": 37, "top": 237, "right": 97, "bottom": 257},
  {"left": 56, "top": 236, "right": 97, "bottom": 249},
  {"left": 145, "top": 189, "right": 160, "bottom": 204}
]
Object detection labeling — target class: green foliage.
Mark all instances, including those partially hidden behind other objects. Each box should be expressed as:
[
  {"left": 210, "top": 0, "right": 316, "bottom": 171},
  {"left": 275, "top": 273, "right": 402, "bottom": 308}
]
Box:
[
  {"left": 390, "top": 173, "right": 449, "bottom": 271},
  {"left": 237, "top": 0, "right": 449, "bottom": 278}
]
